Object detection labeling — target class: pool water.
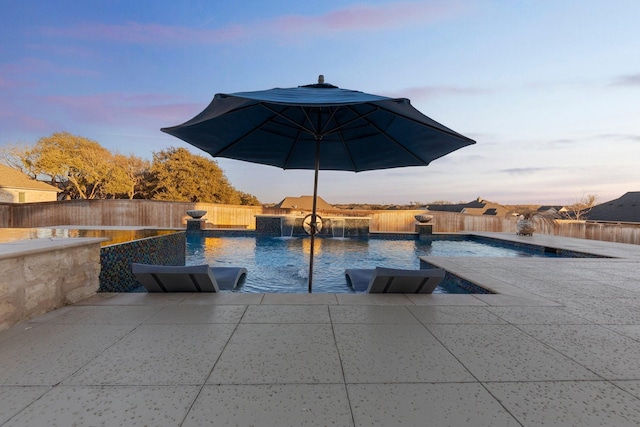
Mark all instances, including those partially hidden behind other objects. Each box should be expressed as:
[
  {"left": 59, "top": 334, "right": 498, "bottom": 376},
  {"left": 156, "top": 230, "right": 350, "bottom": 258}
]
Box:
[{"left": 185, "top": 235, "right": 585, "bottom": 294}]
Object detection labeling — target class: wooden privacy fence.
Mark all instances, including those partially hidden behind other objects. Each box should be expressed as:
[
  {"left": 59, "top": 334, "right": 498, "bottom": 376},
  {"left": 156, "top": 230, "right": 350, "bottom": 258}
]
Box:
[
  {"left": 427, "top": 212, "right": 517, "bottom": 234},
  {"left": 369, "top": 210, "right": 425, "bottom": 232},
  {"left": 2, "top": 200, "right": 266, "bottom": 229},
  {"left": 555, "top": 221, "right": 640, "bottom": 245},
  {"left": 1, "top": 200, "right": 639, "bottom": 245},
  {"left": 0, "top": 204, "right": 10, "bottom": 228}
]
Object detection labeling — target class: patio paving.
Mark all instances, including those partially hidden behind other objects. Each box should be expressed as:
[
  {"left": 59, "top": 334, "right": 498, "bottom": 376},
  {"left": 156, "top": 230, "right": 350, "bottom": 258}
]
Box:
[{"left": 1, "top": 233, "right": 640, "bottom": 426}]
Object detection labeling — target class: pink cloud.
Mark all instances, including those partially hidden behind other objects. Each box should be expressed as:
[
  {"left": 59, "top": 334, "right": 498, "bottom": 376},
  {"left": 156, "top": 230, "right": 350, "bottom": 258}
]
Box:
[
  {"left": 42, "top": 22, "right": 253, "bottom": 45},
  {"left": 613, "top": 73, "right": 640, "bottom": 86},
  {"left": 0, "top": 106, "right": 15, "bottom": 118},
  {"left": 0, "top": 105, "right": 53, "bottom": 133},
  {"left": 16, "top": 115, "right": 53, "bottom": 131},
  {"left": 25, "top": 43, "right": 97, "bottom": 59},
  {"left": 0, "top": 58, "right": 95, "bottom": 94},
  {"left": 41, "top": 1, "right": 467, "bottom": 45},
  {"left": 43, "top": 92, "right": 202, "bottom": 125},
  {"left": 386, "top": 85, "right": 487, "bottom": 101},
  {"left": 0, "top": 91, "right": 199, "bottom": 142},
  {"left": 131, "top": 103, "right": 204, "bottom": 121},
  {"left": 0, "top": 75, "right": 14, "bottom": 89},
  {"left": 2, "top": 57, "right": 99, "bottom": 79},
  {"left": 273, "top": 1, "right": 464, "bottom": 34}
]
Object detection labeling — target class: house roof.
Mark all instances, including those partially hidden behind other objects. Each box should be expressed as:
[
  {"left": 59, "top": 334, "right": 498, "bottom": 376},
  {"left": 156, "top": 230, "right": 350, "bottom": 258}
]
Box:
[
  {"left": 586, "top": 192, "right": 640, "bottom": 223},
  {"left": 274, "top": 195, "right": 334, "bottom": 211},
  {"left": 425, "top": 203, "right": 469, "bottom": 213},
  {"left": 0, "top": 164, "right": 59, "bottom": 192},
  {"left": 538, "top": 205, "right": 565, "bottom": 212},
  {"left": 427, "top": 198, "right": 510, "bottom": 216}
]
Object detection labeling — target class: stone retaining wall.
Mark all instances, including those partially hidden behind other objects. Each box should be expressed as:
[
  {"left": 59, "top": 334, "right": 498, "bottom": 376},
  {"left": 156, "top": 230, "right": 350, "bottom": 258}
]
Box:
[{"left": 0, "top": 239, "right": 104, "bottom": 331}]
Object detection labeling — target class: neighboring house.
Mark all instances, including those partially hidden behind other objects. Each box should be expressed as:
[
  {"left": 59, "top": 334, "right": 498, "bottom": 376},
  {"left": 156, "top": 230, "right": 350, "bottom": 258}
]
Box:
[
  {"left": 536, "top": 205, "right": 567, "bottom": 218},
  {"left": 0, "top": 164, "right": 59, "bottom": 203},
  {"left": 586, "top": 192, "right": 640, "bottom": 223},
  {"left": 426, "top": 197, "right": 510, "bottom": 217},
  {"left": 274, "top": 195, "right": 334, "bottom": 211}
]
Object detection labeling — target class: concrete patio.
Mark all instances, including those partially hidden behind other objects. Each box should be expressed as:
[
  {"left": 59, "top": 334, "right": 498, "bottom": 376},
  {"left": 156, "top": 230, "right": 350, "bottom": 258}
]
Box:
[{"left": 1, "top": 233, "right": 640, "bottom": 426}]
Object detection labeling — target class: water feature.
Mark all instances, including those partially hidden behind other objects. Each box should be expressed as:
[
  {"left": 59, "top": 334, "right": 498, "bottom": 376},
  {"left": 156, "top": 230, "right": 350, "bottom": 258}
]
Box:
[
  {"left": 331, "top": 219, "right": 345, "bottom": 238},
  {"left": 257, "top": 214, "right": 370, "bottom": 238},
  {"left": 280, "top": 216, "right": 295, "bottom": 238}
]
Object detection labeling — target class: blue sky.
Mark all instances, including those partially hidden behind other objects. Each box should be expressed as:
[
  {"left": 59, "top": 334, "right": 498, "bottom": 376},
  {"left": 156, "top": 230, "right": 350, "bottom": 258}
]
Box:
[{"left": 1, "top": 0, "right": 639, "bottom": 205}]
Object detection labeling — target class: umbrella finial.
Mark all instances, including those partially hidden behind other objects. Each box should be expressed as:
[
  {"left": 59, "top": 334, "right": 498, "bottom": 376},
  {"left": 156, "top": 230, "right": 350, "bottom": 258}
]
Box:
[{"left": 301, "top": 75, "right": 337, "bottom": 89}]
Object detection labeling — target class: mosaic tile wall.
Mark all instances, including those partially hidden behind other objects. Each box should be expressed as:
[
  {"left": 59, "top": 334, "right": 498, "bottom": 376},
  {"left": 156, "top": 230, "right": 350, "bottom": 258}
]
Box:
[
  {"left": 419, "top": 259, "right": 495, "bottom": 294},
  {"left": 469, "top": 235, "right": 607, "bottom": 259},
  {"left": 99, "top": 232, "right": 186, "bottom": 292},
  {"left": 200, "top": 229, "right": 254, "bottom": 237}
]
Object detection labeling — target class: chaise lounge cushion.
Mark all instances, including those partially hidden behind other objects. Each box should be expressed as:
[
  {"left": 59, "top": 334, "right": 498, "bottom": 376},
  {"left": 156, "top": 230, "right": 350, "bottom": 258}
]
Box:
[
  {"left": 131, "top": 263, "right": 246, "bottom": 292},
  {"left": 345, "top": 267, "right": 445, "bottom": 293}
]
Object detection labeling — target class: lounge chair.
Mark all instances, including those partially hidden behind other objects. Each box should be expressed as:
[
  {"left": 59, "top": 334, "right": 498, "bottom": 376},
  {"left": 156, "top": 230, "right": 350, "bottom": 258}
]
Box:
[
  {"left": 345, "top": 267, "right": 445, "bottom": 293},
  {"left": 131, "top": 263, "right": 247, "bottom": 292}
]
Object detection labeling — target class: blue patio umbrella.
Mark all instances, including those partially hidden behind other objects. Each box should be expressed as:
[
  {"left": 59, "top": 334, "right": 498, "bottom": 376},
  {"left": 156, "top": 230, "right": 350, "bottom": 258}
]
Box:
[{"left": 161, "top": 76, "right": 475, "bottom": 292}]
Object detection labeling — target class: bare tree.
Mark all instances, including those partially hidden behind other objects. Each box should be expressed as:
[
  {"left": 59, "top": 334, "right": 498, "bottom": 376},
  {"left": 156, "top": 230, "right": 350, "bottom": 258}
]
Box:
[
  {"left": 563, "top": 194, "right": 597, "bottom": 220},
  {"left": 0, "top": 143, "right": 38, "bottom": 177}
]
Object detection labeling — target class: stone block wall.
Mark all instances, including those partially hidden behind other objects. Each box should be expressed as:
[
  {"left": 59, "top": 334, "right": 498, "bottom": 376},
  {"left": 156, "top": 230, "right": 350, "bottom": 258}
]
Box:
[{"left": 0, "top": 239, "right": 103, "bottom": 331}]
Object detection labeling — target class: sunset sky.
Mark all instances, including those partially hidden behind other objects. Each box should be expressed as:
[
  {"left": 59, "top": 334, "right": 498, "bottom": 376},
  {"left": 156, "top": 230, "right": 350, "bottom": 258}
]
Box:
[{"left": 1, "top": 1, "right": 639, "bottom": 205}]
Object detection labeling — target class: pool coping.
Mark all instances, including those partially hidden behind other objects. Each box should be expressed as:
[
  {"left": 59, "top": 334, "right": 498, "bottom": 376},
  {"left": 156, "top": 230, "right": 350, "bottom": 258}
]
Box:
[
  {"left": 0, "top": 237, "right": 109, "bottom": 260},
  {"left": 420, "top": 231, "right": 640, "bottom": 305}
]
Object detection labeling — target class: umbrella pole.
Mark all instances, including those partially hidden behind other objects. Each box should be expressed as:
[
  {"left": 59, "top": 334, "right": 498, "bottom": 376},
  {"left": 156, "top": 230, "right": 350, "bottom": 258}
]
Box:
[{"left": 308, "top": 138, "right": 321, "bottom": 293}]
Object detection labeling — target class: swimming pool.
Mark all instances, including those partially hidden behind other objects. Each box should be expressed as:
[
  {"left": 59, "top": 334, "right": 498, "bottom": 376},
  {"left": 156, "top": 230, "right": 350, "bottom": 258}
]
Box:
[{"left": 185, "top": 235, "right": 596, "bottom": 293}]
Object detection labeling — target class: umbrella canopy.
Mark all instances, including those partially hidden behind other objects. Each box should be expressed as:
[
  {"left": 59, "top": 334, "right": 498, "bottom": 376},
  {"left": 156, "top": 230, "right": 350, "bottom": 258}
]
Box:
[{"left": 162, "top": 76, "right": 476, "bottom": 292}]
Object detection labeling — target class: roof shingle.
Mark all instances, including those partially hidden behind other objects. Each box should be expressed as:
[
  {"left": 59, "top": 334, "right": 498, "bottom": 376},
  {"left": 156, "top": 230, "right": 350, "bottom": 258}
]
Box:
[
  {"left": 587, "top": 192, "right": 640, "bottom": 222},
  {"left": 0, "top": 164, "right": 59, "bottom": 192}
]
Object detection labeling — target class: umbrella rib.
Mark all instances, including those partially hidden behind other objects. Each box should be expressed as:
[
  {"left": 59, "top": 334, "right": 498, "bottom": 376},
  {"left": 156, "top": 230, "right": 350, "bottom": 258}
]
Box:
[
  {"left": 373, "top": 101, "right": 475, "bottom": 143},
  {"left": 300, "top": 107, "right": 320, "bottom": 137},
  {"left": 282, "top": 128, "right": 305, "bottom": 169},
  {"left": 318, "top": 106, "right": 339, "bottom": 136},
  {"left": 261, "top": 103, "right": 318, "bottom": 137},
  {"left": 281, "top": 107, "right": 322, "bottom": 169},
  {"left": 320, "top": 106, "right": 380, "bottom": 137},
  {"left": 337, "top": 132, "right": 357, "bottom": 171},
  {"left": 209, "top": 114, "right": 276, "bottom": 156},
  {"left": 346, "top": 105, "right": 428, "bottom": 166},
  {"left": 262, "top": 103, "right": 383, "bottom": 140},
  {"left": 209, "top": 104, "right": 310, "bottom": 156}
]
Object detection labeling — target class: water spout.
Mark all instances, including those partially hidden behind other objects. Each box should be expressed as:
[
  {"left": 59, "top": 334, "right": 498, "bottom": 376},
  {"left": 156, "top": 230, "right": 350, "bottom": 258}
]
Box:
[
  {"left": 331, "top": 219, "right": 345, "bottom": 238},
  {"left": 281, "top": 216, "right": 295, "bottom": 238}
]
